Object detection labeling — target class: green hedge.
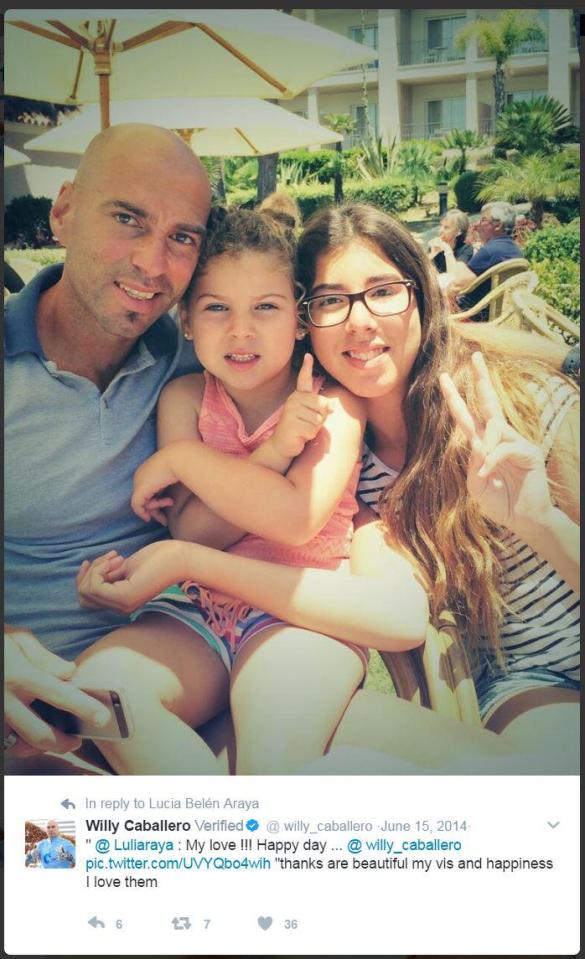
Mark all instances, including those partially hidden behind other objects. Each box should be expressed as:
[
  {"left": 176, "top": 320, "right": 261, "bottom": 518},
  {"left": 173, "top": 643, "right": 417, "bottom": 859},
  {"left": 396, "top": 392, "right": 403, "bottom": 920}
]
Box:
[
  {"left": 524, "top": 221, "right": 580, "bottom": 263},
  {"left": 279, "top": 148, "right": 338, "bottom": 183},
  {"left": 227, "top": 177, "right": 415, "bottom": 220},
  {"left": 532, "top": 258, "right": 580, "bottom": 325}
]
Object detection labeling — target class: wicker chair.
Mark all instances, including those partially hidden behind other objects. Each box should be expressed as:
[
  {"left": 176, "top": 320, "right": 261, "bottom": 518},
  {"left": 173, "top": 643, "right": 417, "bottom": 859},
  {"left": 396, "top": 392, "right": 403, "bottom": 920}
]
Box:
[
  {"left": 448, "top": 268, "right": 537, "bottom": 325},
  {"left": 451, "top": 257, "right": 531, "bottom": 322},
  {"left": 379, "top": 611, "right": 482, "bottom": 726},
  {"left": 509, "top": 286, "right": 581, "bottom": 344}
]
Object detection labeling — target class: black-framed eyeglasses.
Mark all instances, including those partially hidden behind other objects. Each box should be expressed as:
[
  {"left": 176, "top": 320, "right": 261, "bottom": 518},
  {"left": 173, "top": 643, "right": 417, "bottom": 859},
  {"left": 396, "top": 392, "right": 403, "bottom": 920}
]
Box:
[{"left": 302, "top": 281, "right": 417, "bottom": 328}]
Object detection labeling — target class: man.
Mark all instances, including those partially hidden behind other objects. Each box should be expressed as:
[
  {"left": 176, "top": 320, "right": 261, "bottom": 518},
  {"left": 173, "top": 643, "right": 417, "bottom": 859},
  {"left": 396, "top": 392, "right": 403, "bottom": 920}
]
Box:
[
  {"left": 25, "top": 820, "right": 75, "bottom": 868},
  {"left": 447, "top": 201, "right": 524, "bottom": 315},
  {"left": 5, "top": 124, "right": 211, "bottom": 762}
]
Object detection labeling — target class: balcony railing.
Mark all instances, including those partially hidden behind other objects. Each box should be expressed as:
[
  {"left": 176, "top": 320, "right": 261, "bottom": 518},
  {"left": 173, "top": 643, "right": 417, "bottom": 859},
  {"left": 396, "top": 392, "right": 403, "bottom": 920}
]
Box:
[
  {"left": 398, "top": 41, "right": 464, "bottom": 67},
  {"left": 401, "top": 121, "right": 455, "bottom": 141},
  {"left": 345, "top": 130, "right": 379, "bottom": 148},
  {"left": 340, "top": 59, "right": 379, "bottom": 73},
  {"left": 478, "top": 37, "right": 548, "bottom": 57},
  {"left": 400, "top": 119, "right": 495, "bottom": 141}
]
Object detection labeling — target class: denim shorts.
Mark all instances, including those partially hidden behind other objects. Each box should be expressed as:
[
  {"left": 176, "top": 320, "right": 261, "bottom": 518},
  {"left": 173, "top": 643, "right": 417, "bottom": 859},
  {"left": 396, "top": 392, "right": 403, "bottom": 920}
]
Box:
[{"left": 475, "top": 663, "right": 580, "bottom": 732}]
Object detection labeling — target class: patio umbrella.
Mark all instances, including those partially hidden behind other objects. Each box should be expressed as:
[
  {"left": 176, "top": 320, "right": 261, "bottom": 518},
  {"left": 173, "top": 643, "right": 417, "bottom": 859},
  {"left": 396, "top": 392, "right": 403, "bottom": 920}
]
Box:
[
  {"left": 4, "top": 146, "right": 31, "bottom": 167},
  {"left": 24, "top": 98, "right": 342, "bottom": 157},
  {"left": 5, "top": 10, "right": 374, "bottom": 129}
]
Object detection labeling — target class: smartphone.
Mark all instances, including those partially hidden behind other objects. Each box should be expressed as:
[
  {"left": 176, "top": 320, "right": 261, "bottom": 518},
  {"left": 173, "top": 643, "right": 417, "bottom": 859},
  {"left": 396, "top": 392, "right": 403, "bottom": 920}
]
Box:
[{"left": 30, "top": 688, "right": 133, "bottom": 740}]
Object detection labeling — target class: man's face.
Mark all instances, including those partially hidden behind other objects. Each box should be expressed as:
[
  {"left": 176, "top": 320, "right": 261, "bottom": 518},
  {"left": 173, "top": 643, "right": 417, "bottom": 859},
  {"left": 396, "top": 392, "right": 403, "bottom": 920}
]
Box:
[
  {"left": 46, "top": 821, "right": 59, "bottom": 837},
  {"left": 477, "top": 211, "right": 502, "bottom": 244},
  {"left": 51, "top": 142, "right": 210, "bottom": 342}
]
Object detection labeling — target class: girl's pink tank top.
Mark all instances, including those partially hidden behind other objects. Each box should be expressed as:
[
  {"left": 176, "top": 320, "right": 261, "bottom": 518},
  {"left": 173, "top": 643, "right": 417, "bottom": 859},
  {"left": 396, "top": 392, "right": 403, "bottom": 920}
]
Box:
[{"left": 197, "top": 371, "right": 359, "bottom": 570}]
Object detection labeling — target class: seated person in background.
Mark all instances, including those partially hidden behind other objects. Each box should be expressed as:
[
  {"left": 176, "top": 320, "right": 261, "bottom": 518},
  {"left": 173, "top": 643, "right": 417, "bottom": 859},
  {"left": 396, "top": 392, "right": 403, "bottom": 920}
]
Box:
[
  {"left": 447, "top": 201, "right": 524, "bottom": 318},
  {"left": 513, "top": 211, "right": 537, "bottom": 247},
  {"left": 428, "top": 208, "right": 474, "bottom": 276}
]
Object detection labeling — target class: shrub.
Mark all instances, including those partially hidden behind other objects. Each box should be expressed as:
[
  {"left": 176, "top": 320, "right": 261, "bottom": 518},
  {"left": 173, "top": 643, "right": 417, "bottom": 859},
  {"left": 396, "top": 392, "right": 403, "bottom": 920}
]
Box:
[
  {"left": 227, "top": 178, "right": 415, "bottom": 221},
  {"left": 344, "top": 177, "right": 415, "bottom": 213},
  {"left": 524, "top": 221, "right": 580, "bottom": 264},
  {"left": 279, "top": 148, "right": 338, "bottom": 183},
  {"left": 5, "top": 195, "right": 53, "bottom": 246},
  {"left": 531, "top": 258, "right": 580, "bottom": 325},
  {"left": 453, "top": 170, "right": 483, "bottom": 213}
]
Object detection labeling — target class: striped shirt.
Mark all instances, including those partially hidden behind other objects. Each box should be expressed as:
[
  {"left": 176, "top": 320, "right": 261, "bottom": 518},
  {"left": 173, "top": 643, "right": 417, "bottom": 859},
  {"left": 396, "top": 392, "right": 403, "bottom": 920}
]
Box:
[{"left": 358, "top": 377, "right": 580, "bottom": 681}]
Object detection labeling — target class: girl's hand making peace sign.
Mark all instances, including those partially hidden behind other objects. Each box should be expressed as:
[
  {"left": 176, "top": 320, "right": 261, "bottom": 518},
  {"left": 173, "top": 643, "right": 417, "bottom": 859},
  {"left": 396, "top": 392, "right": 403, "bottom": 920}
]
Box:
[{"left": 439, "top": 351, "right": 555, "bottom": 536}]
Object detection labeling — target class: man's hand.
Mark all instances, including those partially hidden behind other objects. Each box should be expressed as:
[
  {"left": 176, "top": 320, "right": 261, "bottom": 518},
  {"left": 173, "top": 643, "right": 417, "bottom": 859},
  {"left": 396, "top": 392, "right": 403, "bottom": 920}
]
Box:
[
  {"left": 4, "top": 626, "right": 111, "bottom": 757},
  {"left": 131, "top": 448, "right": 178, "bottom": 524},
  {"left": 269, "top": 354, "right": 333, "bottom": 459}
]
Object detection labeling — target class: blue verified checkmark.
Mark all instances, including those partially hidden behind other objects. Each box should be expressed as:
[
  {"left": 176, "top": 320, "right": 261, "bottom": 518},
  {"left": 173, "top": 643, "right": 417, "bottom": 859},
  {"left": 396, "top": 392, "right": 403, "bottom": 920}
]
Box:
[{"left": 246, "top": 819, "right": 260, "bottom": 832}]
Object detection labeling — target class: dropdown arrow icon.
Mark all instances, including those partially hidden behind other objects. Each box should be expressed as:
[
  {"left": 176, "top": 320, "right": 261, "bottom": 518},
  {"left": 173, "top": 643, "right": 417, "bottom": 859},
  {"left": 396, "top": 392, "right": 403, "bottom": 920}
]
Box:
[{"left": 547, "top": 821, "right": 560, "bottom": 828}]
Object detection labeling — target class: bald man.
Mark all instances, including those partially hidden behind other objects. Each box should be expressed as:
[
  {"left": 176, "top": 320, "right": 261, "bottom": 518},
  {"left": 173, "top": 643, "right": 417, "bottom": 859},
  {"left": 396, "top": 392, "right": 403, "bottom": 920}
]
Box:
[
  {"left": 25, "top": 820, "right": 76, "bottom": 868},
  {"left": 5, "top": 125, "right": 211, "bottom": 762}
]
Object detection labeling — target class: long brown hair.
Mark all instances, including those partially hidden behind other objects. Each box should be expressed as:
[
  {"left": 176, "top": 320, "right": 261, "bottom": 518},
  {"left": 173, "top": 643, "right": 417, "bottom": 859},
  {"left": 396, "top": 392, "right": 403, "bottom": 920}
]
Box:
[{"left": 298, "top": 203, "right": 578, "bottom": 661}]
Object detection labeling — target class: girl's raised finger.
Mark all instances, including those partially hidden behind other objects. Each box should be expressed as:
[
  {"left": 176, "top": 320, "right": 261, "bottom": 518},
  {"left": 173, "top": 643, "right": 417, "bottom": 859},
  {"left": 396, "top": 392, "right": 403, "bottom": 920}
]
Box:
[
  {"left": 472, "top": 352, "right": 506, "bottom": 422},
  {"left": 439, "top": 372, "right": 478, "bottom": 443}
]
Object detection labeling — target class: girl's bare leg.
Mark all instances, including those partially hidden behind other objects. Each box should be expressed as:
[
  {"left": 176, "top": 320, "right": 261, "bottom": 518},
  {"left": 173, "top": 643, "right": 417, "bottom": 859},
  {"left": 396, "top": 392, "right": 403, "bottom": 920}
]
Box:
[
  {"left": 231, "top": 625, "right": 364, "bottom": 775},
  {"left": 74, "top": 613, "right": 229, "bottom": 775},
  {"left": 490, "top": 695, "right": 580, "bottom": 774},
  {"left": 331, "top": 690, "right": 516, "bottom": 768}
]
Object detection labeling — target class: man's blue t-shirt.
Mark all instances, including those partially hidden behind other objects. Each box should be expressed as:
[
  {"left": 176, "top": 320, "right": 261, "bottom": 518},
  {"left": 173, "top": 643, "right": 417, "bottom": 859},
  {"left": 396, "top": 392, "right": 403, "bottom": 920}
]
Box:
[
  {"left": 4, "top": 264, "right": 200, "bottom": 659},
  {"left": 467, "top": 235, "right": 523, "bottom": 277},
  {"left": 27, "top": 836, "right": 76, "bottom": 868},
  {"left": 459, "top": 235, "right": 524, "bottom": 315}
]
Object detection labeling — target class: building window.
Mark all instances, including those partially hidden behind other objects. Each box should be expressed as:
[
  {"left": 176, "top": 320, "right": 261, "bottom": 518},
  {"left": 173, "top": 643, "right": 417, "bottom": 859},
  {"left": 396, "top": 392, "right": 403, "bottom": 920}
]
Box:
[
  {"left": 427, "top": 16, "right": 466, "bottom": 58},
  {"left": 426, "top": 97, "right": 465, "bottom": 137},
  {"left": 506, "top": 90, "right": 547, "bottom": 105},
  {"left": 348, "top": 23, "right": 379, "bottom": 70},
  {"left": 349, "top": 24, "right": 378, "bottom": 51}
]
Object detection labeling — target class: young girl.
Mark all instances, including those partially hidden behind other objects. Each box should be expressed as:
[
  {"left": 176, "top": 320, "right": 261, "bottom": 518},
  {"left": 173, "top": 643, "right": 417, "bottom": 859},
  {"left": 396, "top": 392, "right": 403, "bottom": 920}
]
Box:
[{"left": 74, "top": 207, "right": 428, "bottom": 775}]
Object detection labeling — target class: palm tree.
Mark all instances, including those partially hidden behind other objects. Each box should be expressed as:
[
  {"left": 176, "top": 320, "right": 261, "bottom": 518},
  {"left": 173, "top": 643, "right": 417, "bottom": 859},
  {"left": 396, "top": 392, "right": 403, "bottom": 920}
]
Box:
[
  {"left": 396, "top": 140, "right": 440, "bottom": 206},
  {"left": 439, "top": 129, "right": 486, "bottom": 173},
  {"left": 455, "top": 12, "right": 546, "bottom": 120},
  {"left": 323, "top": 113, "right": 355, "bottom": 202},
  {"left": 477, "top": 151, "right": 580, "bottom": 227},
  {"left": 495, "top": 96, "right": 578, "bottom": 156}
]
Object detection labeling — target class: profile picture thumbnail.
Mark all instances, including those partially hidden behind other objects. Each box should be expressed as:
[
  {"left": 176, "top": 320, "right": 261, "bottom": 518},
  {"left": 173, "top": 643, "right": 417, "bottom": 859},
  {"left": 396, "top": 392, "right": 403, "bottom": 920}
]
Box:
[{"left": 25, "top": 819, "right": 76, "bottom": 869}]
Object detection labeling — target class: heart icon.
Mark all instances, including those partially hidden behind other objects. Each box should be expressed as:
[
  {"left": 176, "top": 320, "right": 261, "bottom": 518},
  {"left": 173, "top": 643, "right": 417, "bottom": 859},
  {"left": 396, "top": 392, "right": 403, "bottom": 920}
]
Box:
[{"left": 257, "top": 916, "right": 273, "bottom": 931}]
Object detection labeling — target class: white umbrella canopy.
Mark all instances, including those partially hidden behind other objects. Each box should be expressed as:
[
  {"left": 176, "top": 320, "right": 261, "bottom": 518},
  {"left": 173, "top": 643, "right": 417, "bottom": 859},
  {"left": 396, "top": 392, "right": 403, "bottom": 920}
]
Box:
[
  {"left": 5, "top": 10, "right": 375, "bottom": 128},
  {"left": 24, "top": 98, "right": 342, "bottom": 157},
  {"left": 4, "top": 146, "right": 31, "bottom": 168}
]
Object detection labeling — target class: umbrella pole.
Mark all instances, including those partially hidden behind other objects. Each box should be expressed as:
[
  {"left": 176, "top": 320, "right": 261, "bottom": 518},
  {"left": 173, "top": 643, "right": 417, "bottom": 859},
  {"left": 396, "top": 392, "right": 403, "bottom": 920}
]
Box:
[
  {"left": 93, "top": 25, "right": 113, "bottom": 130},
  {"left": 99, "top": 75, "right": 110, "bottom": 129}
]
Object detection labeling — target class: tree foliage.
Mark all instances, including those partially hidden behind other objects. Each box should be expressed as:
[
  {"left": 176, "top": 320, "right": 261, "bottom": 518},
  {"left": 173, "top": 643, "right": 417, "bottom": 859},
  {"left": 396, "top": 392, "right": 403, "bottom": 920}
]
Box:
[
  {"left": 478, "top": 151, "right": 580, "bottom": 226},
  {"left": 455, "top": 12, "right": 546, "bottom": 119},
  {"left": 439, "top": 129, "right": 486, "bottom": 173},
  {"left": 495, "top": 96, "right": 579, "bottom": 155}
]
